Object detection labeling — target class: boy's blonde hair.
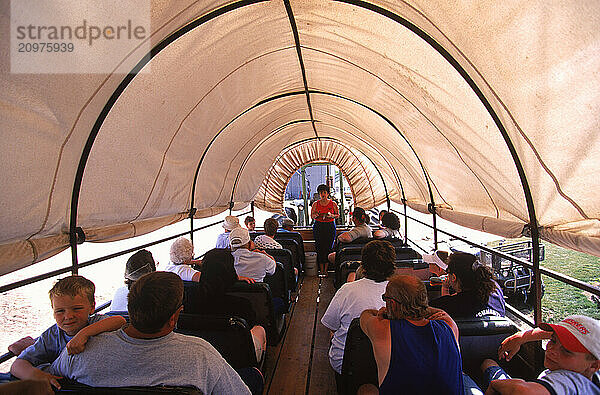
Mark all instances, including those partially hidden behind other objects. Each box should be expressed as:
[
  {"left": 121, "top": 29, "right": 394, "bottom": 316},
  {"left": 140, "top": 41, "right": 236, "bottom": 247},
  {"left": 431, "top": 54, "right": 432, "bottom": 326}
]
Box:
[{"left": 48, "top": 275, "right": 95, "bottom": 306}]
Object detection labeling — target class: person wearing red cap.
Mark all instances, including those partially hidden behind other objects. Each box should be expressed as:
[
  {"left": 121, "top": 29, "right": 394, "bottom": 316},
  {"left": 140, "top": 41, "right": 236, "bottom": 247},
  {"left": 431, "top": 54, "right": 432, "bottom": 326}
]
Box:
[{"left": 480, "top": 315, "right": 600, "bottom": 394}]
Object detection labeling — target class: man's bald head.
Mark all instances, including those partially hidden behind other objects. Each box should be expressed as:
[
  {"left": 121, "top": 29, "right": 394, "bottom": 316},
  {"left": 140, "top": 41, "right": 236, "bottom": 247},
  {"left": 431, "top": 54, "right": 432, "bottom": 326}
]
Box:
[{"left": 385, "top": 275, "right": 429, "bottom": 320}]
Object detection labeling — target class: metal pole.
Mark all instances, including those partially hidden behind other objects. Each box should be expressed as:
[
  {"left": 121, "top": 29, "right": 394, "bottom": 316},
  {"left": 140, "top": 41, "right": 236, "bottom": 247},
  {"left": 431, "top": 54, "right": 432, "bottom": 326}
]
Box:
[
  {"left": 189, "top": 208, "right": 196, "bottom": 244},
  {"left": 251, "top": 201, "right": 255, "bottom": 217},
  {"left": 531, "top": 226, "right": 542, "bottom": 326},
  {"left": 339, "top": 168, "right": 345, "bottom": 226},
  {"left": 428, "top": 203, "right": 438, "bottom": 250},
  {"left": 70, "top": 232, "right": 79, "bottom": 275},
  {"left": 302, "top": 166, "right": 309, "bottom": 226},
  {"left": 402, "top": 198, "right": 408, "bottom": 245}
]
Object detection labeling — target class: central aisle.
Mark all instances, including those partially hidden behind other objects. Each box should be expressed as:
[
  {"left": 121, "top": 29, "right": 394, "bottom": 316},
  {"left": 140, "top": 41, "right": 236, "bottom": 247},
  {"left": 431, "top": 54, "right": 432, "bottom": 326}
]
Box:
[{"left": 263, "top": 275, "right": 338, "bottom": 394}]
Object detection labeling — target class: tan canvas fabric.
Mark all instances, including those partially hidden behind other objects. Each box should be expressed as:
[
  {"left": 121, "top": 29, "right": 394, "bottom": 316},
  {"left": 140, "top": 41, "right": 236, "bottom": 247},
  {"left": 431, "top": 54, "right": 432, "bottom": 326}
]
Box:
[{"left": 1, "top": 0, "right": 599, "bottom": 275}]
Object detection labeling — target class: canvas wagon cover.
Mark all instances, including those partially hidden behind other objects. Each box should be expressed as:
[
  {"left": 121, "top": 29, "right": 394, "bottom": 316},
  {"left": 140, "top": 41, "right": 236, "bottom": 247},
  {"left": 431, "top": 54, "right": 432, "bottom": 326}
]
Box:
[{"left": 1, "top": 0, "right": 599, "bottom": 275}]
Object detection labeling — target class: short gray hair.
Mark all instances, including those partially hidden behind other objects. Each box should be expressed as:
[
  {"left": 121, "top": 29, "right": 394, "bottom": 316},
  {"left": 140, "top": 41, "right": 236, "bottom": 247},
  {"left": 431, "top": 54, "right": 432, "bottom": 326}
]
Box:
[{"left": 169, "top": 237, "right": 194, "bottom": 264}]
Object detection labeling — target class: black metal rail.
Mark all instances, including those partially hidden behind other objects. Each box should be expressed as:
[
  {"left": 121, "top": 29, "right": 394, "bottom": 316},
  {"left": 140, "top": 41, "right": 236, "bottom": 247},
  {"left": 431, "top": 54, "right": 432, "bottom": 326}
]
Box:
[
  {"left": 398, "top": 210, "right": 600, "bottom": 297},
  {"left": 0, "top": 212, "right": 249, "bottom": 294}
]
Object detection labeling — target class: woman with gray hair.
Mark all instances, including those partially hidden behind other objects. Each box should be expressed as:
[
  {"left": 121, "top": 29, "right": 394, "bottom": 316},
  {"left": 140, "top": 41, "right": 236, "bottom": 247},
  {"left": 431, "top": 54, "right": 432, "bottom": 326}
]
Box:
[{"left": 164, "top": 237, "right": 201, "bottom": 282}]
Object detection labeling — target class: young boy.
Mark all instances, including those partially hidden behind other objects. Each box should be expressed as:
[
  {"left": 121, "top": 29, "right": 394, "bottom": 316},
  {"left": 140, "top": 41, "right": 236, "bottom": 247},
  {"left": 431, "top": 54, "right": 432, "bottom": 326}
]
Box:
[
  {"left": 10, "top": 275, "right": 126, "bottom": 389},
  {"left": 482, "top": 315, "right": 600, "bottom": 394}
]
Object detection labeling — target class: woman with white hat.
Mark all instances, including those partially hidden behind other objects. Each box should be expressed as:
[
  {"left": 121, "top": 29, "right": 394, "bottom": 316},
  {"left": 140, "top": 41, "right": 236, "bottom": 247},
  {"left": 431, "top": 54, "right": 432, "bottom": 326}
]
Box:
[{"left": 216, "top": 215, "right": 241, "bottom": 249}]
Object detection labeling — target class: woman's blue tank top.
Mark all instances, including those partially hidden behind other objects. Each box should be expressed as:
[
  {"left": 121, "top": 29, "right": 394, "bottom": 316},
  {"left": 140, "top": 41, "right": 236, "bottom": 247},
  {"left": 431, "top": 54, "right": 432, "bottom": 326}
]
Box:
[{"left": 378, "top": 319, "right": 464, "bottom": 395}]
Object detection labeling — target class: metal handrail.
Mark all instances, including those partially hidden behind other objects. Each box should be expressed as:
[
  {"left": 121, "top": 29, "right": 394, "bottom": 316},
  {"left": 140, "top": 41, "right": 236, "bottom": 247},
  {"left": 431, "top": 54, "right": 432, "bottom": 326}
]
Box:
[
  {"left": 0, "top": 351, "right": 15, "bottom": 365},
  {"left": 397, "top": 210, "right": 600, "bottom": 297},
  {"left": 0, "top": 213, "right": 250, "bottom": 294}
]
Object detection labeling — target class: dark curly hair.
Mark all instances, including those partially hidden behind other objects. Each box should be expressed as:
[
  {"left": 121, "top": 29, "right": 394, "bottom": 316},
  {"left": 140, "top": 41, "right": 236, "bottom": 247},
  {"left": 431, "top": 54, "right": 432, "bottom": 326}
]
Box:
[
  {"left": 446, "top": 252, "right": 496, "bottom": 304},
  {"left": 381, "top": 212, "right": 400, "bottom": 230},
  {"left": 361, "top": 240, "right": 395, "bottom": 282},
  {"left": 352, "top": 207, "right": 370, "bottom": 225},
  {"left": 317, "top": 184, "right": 330, "bottom": 193}
]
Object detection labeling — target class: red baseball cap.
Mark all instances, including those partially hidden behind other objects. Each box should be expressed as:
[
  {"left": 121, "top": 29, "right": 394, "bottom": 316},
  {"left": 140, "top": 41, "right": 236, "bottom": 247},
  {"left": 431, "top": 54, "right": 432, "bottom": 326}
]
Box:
[{"left": 540, "top": 315, "right": 600, "bottom": 359}]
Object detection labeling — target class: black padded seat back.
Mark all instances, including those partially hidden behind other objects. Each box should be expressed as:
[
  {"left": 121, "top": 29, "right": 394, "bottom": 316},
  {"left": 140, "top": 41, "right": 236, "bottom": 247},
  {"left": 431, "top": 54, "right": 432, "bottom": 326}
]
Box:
[
  {"left": 334, "top": 247, "right": 363, "bottom": 289},
  {"left": 340, "top": 318, "right": 378, "bottom": 395},
  {"left": 394, "top": 247, "right": 420, "bottom": 261},
  {"left": 274, "top": 232, "right": 305, "bottom": 266},
  {"left": 265, "top": 248, "right": 296, "bottom": 293},
  {"left": 335, "top": 238, "right": 373, "bottom": 254},
  {"left": 249, "top": 231, "right": 263, "bottom": 240},
  {"left": 455, "top": 315, "right": 518, "bottom": 374},
  {"left": 337, "top": 261, "right": 362, "bottom": 289},
  {"left": 263, "top": 261, "right": 290, "bottom": 312},
  {"left": 226, "top": 282, "right": 285, "bottom": 344},
  {"left": 274, "top": 239, "right": 302, "bottom": 272},
  {"left": 175, "top": 313, "right": 258, "bottom": 369},
  {"left": 57, "top": 380, "right": 201, "bottom": 394}
]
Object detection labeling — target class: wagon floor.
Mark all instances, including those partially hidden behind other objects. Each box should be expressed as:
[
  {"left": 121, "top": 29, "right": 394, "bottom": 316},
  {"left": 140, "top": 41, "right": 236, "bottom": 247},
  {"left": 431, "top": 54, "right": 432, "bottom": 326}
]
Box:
[{"left": 263, "top": 275, "right": 338, "bottom": 395}]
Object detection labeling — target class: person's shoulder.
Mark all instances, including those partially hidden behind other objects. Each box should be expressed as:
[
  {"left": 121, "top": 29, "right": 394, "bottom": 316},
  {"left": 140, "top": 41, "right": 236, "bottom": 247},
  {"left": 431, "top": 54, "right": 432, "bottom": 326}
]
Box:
[
  {"left": 536, "top": 369, "right": 600, "bottom": 393},
  {"left": 172, "top": 332, "right": 224, "bottom": 359}
]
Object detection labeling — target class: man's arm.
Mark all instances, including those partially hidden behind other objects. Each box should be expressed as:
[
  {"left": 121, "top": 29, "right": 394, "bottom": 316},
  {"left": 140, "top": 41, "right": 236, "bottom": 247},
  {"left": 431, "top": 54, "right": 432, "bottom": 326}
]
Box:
[
  {"left": 360, "top": 308, "right": 391, "bottom": 385},
  {"left": 10, "top": 359, "right": 62, "bottom": 389},
  {"left": 486, "top": 378, "right": 549, "bottom": 395},
  {"left": 426, "top": 307, "right": 459, "bottom": 345},
  {"left": 338, "top": 231, "right": 352, "bottom": 243},
  {"left": 498, "top": 328, "right": 552, "bottom": 361},
  {"left": 66, "top": 315, "right": 126, "bottom": 355}
]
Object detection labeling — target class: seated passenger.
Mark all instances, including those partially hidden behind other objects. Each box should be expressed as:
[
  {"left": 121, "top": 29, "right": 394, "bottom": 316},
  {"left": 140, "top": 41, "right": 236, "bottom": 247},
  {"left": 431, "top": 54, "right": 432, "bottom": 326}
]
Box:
[
  {"left": 10, "top": 276, "right": 126, "bottom": 390},
  {"left": 373, "top": 212, "right": 401, "bottom": 239},
  {"left": 321, "top": 240, "right": 395, "bottom": 383},
  {"left": 216, "top": 215, "right": 241, "bottom": 249},
  {"left": 110, "top": 249, "right": 156, "bottom": 311},
  {"left": 280, "top": 218, "right": 296, "bottom": 232},
  {"left": 360, "top": 275, "right": 463, "bottom": 394},
  {"left": 422, "top": 249, "right": 450, "bottom": 297},
  {"left": 163, "top": 237, "right": 201, "bottom": 282},
  {"left": 244, "top": 216, "right": 256, "bottom": 232},
  {"left": 328, "top": 207, "right": 373, "bottom": 264},
  {"left": 254, "top": 218, "right": 283, "bottom": 250},
  {"left": 422, "top": 250, "right": 449, "bottom": 278},
  {"left": 230, "top": 227, "right": 276, "bottom": 282},
  {"left": 429, "top": 251, "right": 505, "bottom": 318},
  {"left": 48, "top": 272, "right": 252, "bottom": 394},
  {"left": 481, "top": 315, "right": 600, "bottom": 394},
  {"left": 183, "top": 248, "right": 266, "bottom": 363}
]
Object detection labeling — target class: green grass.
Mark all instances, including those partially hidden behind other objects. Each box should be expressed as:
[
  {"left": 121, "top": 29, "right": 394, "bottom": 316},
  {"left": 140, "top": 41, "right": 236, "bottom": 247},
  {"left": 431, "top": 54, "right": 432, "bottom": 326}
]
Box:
[
  {"left": 489, "top": 238, "right": 600, "bottom": 322},
  {"left": 540, "top": 243, "right": 600, "bottom": 322},
  {"left": 493, "top": 238, "right": 600, "bottom": 323}
]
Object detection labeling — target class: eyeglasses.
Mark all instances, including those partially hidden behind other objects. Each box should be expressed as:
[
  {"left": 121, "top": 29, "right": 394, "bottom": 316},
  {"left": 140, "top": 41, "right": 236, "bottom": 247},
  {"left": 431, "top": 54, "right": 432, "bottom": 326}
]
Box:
[{"left": 381, "top": 294, "right": 401, "bottom": 304}]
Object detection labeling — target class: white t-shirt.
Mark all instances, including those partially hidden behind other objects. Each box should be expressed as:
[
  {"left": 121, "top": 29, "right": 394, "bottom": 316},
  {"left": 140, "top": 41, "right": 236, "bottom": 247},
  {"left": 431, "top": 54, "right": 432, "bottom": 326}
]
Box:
[
  {"left": 163, "top": 262, "right": 199, "bottom": 281},
  {"left": 231, "top": 249, "right": 276, "bottom": 282},
  {"left": 321, "top": 278, "right": 388, "bottom": 374},
  {"left": 254, "top": 235, "right": 282, "bottom": 250},
  {"left": 344, "top": 223, "right": 373, "bottom": 241},
  {"left": 377, "top": 227, "right": 401, "bottom": 239},
  {"left": 535, "top": 369, "right": 600, "bottom": 394},
  {"left": 109, "top": 286, "right": 129, "bottom": 311}
]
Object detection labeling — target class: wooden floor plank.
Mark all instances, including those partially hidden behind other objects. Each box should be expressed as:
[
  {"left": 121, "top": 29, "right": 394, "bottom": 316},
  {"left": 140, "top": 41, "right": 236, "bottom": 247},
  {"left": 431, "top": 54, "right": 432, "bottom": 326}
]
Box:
[
  {"left": 267, "top": 276, "right": 320, "bottom": 394},
  {"left": 308, "top": 276, "right": 338, "bottom": 395},
  {"left": 262, "top": 277, "right": 306, "bottom": 389}
]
